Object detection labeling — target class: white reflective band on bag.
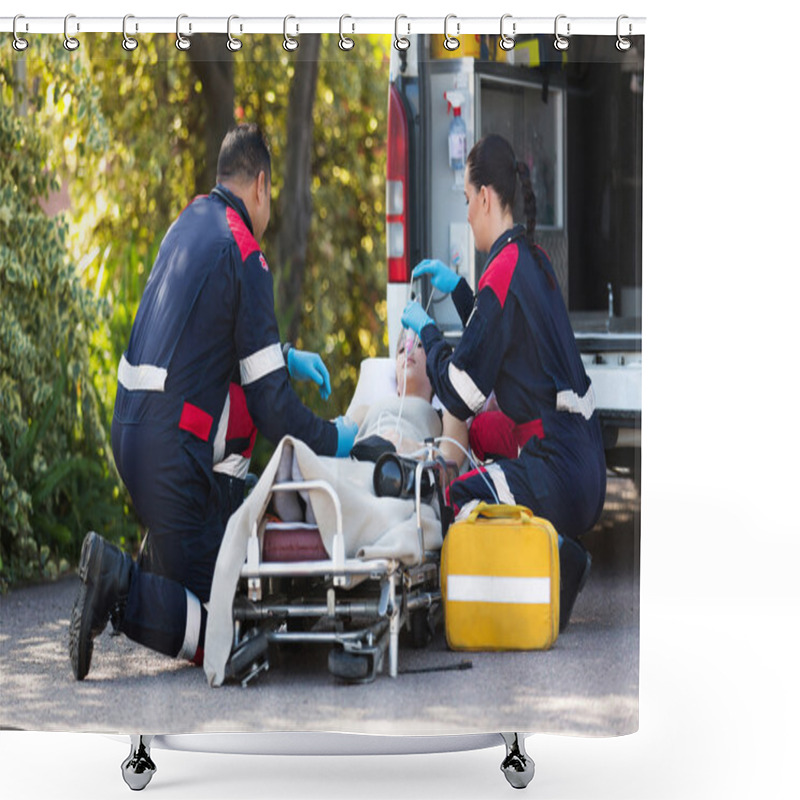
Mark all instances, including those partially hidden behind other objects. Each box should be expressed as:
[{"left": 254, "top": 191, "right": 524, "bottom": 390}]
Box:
[
  {"left": 117, "top": 354, "right": 167, "bottom": 392},
  {"left": 447, "top": 362, "right": 486, "bottom": 414},
  {"left": 556, "top": 383, "right": 596, "bottom": 420},
  {"left": 240, "top": 343, "right": 284, "bottom": 386},
  {"left": 447, "top": 575, "right": 551, "bottom": 605}
]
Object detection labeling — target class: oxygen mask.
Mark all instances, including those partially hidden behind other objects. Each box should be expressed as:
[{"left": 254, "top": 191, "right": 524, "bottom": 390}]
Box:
[{"left": 403, "top": 328, "right": 419, "bottom": 357}]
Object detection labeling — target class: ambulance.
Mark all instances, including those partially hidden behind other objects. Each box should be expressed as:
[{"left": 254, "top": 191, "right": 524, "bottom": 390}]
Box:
[{"left": 385, "top": 32, "right": 643, "bottom": 483}]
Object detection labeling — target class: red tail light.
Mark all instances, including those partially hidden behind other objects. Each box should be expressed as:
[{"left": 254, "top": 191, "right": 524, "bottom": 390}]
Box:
[{"left": 386, "top": 84, "right": 410, "bottom": 283}]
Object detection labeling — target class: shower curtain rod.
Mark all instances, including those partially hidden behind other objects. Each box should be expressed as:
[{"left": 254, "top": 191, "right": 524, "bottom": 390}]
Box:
[{"left": 2, "top": 15, "right": 646, "bottom": 37}]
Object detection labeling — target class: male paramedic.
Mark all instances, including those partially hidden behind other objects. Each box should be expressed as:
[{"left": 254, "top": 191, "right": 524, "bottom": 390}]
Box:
[{"left": 69, "top": 123, "right": 359, "bottom": 680}]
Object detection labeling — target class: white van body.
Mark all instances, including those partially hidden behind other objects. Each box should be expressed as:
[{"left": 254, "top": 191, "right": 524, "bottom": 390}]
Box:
[{"left": 385, "top": 34, "right": 642, "bottom": 480}]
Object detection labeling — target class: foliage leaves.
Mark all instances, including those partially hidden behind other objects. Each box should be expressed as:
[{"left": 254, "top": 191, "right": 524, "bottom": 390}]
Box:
[
  {"left": 1, "top": 34, "right": 391, "bottom": 586},
  {"left": 1, "top": 52, "right": 138, "bottom": 590}
]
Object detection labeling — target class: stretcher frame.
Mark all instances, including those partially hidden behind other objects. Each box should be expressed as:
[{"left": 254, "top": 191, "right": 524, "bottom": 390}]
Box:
[{"left": 227, "top": 452, "right": 448, "bottom": 686}]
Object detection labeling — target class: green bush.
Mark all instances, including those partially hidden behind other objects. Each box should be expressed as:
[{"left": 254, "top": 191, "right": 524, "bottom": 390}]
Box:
[{"left": 0, "top": 100, "right": 136, "bottom": 592}]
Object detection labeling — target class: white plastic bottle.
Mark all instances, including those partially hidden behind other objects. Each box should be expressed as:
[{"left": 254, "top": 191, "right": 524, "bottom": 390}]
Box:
[{"left": 448, "top": 106, "right": 467, "bottom": 171}]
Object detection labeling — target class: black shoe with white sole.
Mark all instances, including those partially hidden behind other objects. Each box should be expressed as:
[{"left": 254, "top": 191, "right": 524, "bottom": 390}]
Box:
[{"left": 69, "top": 531, "right": 134, "bottom": 680}]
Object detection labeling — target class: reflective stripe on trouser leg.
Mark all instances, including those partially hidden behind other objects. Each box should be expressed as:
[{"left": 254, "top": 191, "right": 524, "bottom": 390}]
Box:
[{"left": 177, "top": 589, "right": 202, "bottom": 661}]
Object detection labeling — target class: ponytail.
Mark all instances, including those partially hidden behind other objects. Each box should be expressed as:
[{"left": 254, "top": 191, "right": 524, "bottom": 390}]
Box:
[
  {"left": 516, "top": 159, "right": 555, "bottom": 290},
  {"left": 467, "top": 134, "right": 554, "bottom": 290}
]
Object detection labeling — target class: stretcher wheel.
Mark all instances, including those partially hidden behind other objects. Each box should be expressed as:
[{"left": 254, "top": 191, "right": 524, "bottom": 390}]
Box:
[
  {"left": 225, "top": 629, "right": 270, "bottom": 683},
  {"left": 408, "top": 609, "right": 433, "bottom": 649},
  {"left": 328, "top": 648, "right": 371, "bottom": 681}
]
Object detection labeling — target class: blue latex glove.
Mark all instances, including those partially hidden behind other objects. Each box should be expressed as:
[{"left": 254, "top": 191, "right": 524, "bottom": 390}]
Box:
[
  {"left": 401, "top": 299, "right": 435, "bottom": 337},
  {"left": 411, "top": 259, "right": 460, "bottom": 294},
  {"left": 334, "top": 416, "right": 359, "bottom": 458},
  {"left": 286, "top": 348, "right": 331, "bottom": 400}
]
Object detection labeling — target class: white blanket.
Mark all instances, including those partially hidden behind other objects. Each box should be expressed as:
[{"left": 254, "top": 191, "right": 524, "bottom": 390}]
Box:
[{"left": 203, "top": 435, "right": 442, "bottom": 686}]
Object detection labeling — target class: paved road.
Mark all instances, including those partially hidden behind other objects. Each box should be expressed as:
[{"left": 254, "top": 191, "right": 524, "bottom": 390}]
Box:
[{"left": 0, "top": 475, "right": 639, "bottom": 738}]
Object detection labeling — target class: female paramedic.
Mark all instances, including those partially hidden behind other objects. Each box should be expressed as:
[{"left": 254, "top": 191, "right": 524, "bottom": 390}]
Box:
[{"left": 401, "top": 134, "right": 606, "bottom": 631}]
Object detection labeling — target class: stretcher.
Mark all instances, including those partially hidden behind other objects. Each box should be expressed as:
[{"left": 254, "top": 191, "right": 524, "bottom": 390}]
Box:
[{"left": 225, "top": 452, "right": 448, "bottom": 686}]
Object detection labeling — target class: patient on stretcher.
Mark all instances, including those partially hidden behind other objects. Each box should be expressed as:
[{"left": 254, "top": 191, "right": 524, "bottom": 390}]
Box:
[
  {"left": 347, "top": 328, "right": 468, "bottom": 470},
  {"left": 203, "top": 334, "right": 465, "bottom": 682}
]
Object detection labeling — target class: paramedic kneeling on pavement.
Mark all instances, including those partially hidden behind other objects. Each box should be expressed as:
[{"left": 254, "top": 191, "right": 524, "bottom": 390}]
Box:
[
  {"left": 401, "top": 134, "right": 606, "bottom": 631},
  {"left": 69, "top": 123, "right": 359, "bottom": 680}
]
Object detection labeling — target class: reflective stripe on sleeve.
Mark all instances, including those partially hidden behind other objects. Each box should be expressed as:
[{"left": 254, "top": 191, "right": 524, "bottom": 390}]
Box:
[
  {"left": 239, "top": 343, "right": 284, "bottom": 386},
  {"left": 117, "top": 354, "right": 167, "bottom": 392},
  {"left": 556, "top": 383, "right": 596, "bottom": 420},
  {"left": 447, "top": 362, "right": 487, "bottom": 414}
]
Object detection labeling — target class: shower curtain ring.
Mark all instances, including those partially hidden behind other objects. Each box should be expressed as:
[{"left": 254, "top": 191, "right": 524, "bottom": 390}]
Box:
[
  {"left": 175, "top": 14, "right": 191, "bottom": 50},
  {"left": 283, "top": 16, "right": 299, "bottom": 51},
  {"left": 616, "top": 15, "right": 632, "bottom": 51},
  {"left": 394, "top": 15, "right": 411, "bottom": 51},
  {"left": 554, "top": 14, "right": 570, "bottom": 51},
  {"left": 499, "top": 14, "right": 516, "bottom": 51},
  {"left": 122, "top": 15, "right": 138, "bottom": 51},
  {"left": 227, "top": 15, "right": 242, "bottom": 51},
  {"left": 443, "top": 14, "right": 460, "bottom": 51},
  {"left": 339, "top": 15, "right": 355, "bottom": 50},
  {"left": 12, "top": 15, "right": 29, "bottom": 51},
  {"left": 64, "top": 14, "right": 80, "bottom": 51}
]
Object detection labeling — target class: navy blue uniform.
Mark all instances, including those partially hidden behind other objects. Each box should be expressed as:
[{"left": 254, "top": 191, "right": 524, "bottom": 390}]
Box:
[
  {"left": 112, "top": 185, "right": 336, "bottom": 659},
  {"left": 421, "top": 225, "right": 606, "bottom": 540}
]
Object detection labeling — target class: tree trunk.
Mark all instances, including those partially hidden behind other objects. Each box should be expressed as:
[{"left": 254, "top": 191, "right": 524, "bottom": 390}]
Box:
[
  {"left": 188, "top": 34, "right": 235, "bottom": 195},
  {"left": 276, "top": 35, "right": 322, "bottom": 344}
]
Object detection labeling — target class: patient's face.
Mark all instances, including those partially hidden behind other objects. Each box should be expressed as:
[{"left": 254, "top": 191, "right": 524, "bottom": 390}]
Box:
[{"left": 396, "top": 329, "right": 433, "bottom": 401}]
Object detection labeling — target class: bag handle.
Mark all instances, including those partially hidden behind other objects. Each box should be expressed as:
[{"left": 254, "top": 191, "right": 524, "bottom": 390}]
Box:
[{"left": 466, "top": 502, "right": 535, "bottom": 524}]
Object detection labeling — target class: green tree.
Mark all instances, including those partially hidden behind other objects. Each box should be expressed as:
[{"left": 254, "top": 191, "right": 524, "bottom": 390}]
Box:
[
  {"left": 1, "top": 34, "right": 392, "bottom": 584},
  {"left": 1, "top": 45, "right": 137, "bottom": 590}
]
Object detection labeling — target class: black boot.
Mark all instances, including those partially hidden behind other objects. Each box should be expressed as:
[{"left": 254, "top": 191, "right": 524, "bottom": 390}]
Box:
[
  {"left": 559, "top": 537, "right": 591, "bottom": 633},
  {"left": 69, "top": 531, "right": 134, "bottom": 680}
]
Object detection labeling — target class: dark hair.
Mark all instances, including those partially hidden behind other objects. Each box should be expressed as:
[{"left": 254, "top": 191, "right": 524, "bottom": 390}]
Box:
[
  {"left": 467, "top": 134, "right": 551, "bottom": 285},
  {"left": 216, "top": 123, "right": 272, "bottom": 185}
]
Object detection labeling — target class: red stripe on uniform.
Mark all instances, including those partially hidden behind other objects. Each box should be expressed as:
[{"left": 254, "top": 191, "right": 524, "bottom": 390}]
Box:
[
  {"left": 514, "top": 419, "right": 544, "bottom": 446},
  {"left": 226, "top": 206, "right": 261, "bottom": 262},
  {"left": 478, "top": 243, "right": 518, "bottom": 309},
  {"left": 179, "top": 402, "right": 214, "bottom": 442},
  {"left": 445, "top": 465, "right": 488, "bottom": 512},
  {"left": 226, "top": 384, "right": 257, "bottom": 457}
]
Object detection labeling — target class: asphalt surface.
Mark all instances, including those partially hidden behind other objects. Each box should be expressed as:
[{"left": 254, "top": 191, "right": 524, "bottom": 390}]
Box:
[{"left": 0, "top": 475, "right": 639, "bottom": 738}]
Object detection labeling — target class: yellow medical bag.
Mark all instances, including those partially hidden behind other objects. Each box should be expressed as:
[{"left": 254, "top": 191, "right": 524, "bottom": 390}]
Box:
[{"left": 441, "top": 503, "right": 560, "bottom": 650}]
